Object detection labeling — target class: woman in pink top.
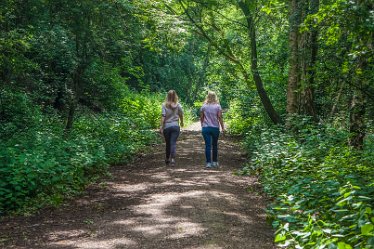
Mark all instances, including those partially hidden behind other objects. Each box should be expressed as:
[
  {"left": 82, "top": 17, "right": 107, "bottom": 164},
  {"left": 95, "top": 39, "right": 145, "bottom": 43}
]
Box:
[
  {"left": 200, "top": 91, "right": 225, "bottom": 168},
  {"left": 160, "top": 90, "right": 184, "bottom": 166}
]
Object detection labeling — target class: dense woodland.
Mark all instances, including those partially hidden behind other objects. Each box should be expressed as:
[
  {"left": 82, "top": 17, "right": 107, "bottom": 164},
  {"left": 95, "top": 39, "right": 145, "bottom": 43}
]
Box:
[{"left": 1, "top": 0, "right": 373, "bottom": 248}]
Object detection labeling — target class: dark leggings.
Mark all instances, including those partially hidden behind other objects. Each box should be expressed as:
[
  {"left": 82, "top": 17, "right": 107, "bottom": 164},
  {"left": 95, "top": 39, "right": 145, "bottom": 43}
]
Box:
[{"left": 163, "top": 126, "right": 180, "bottom": 160}]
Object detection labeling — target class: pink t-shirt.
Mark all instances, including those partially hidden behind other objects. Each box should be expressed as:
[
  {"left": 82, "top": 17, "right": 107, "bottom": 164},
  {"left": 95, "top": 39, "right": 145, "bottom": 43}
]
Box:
[{"left": 201, "top": 103, "right": 222, "bottom": 128}]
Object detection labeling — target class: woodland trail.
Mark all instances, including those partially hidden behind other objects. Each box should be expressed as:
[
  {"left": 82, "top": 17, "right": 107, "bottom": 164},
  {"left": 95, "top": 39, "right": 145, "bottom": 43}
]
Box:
[{"left": 0, "top": 123, "right": 275, "bottom": 249}]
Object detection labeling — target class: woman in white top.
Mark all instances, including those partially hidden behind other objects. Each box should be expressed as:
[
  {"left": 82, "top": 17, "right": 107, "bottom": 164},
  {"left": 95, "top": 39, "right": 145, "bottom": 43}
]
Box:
[
  {"left": 160, "top": 90, "right": 184, "bottom": 165},
  {"left": 200, "top": 91, "right": 225, "bottom": 168}
]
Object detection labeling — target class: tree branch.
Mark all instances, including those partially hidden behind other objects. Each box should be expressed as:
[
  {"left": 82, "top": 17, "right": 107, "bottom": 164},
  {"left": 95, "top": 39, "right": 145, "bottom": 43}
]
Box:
[{"left": 176, "top": 0, "right": 241, "bottom": 64}]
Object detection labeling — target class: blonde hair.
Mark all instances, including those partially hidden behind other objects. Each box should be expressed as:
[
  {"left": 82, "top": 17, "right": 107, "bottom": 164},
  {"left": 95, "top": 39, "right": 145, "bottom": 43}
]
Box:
[
  {"left": 205, "top": 91, "right": 219, "bottom": 104},
  {"left": 165, "top": 90, "right": 179, "bottom": 108}
]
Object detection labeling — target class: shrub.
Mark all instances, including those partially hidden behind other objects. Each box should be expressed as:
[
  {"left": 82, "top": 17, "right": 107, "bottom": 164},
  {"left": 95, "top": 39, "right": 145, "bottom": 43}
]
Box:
[
  {"left": 0, "top": 88, "right": 196, "bottom": 216},
  {"left": 241, "top": 124, "right": 374, "bottom": 248}
]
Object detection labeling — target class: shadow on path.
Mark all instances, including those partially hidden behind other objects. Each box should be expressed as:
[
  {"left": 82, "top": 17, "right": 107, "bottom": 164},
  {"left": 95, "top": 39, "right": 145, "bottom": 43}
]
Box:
[{"left": 0, "top": 127, "right": 275, "bottom": 249}]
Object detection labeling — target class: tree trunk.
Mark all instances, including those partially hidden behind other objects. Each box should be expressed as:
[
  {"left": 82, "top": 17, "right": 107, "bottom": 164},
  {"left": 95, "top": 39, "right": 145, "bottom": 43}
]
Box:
[
  {"left": 349, "top": 89, "right": 365, "bottom": 149},
  {"left": 177, "top": 0, "right": 281, "bottom": 124},
  {"left": 64, "top": 12, "right": 90, "bottom": 132},
  {"left": 329, "top": 80, "right": 345, "bottom": 117},
  {"left": 238, "top": 1, "right": 282, "bottom": 124},
  {"left": 286, "top": 0, "right": 300, "bottom": 116},
  {"left": 299, "top": 0, "right": 319, "bottom": 118},
  {"left": 65, "top": 101, "right": 76, "bottom": 131},
  {"left": 64, "top": 68, "right": 80, "bottom": 132},
  {"left": 194, "top": 44, "right": 211, "bottom": 103},
  {"left": 348, "top": 0, "right": 368, "bottom": 149}
]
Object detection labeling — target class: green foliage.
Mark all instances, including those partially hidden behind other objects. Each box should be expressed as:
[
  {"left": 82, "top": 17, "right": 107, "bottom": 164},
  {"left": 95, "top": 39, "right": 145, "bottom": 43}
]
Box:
[
  {"left": 0, "top": 0, "right": 200, "bottom": 216},
  {"left": 0, "top": 89, "right": 168, "bottom": 215},
  {"left": 82, "top": 62, "right": 128, "bottom": 110},
  {"left": 120, "top": 91, "right": 196, "bottom": 128},
  {"left": 226, "top": 99, "right": 257, "bottom": 135},
  {"left": 0, "top": 2, "right": 372, "bottom": 245},
  {"left": 0, "top": 89, "right": 42, "bottom": 138},
  {"left": 225, "top": 90, "right": 274, "bottom": 135},
  {"left": 242, "top": 123, "right": 374, "bottom": 248},
  {"left": 0, "top": 86, "right": 196, "bottom": 216},
  {"left": 121, "top": 91, "right": 163, "bottom": 129}
]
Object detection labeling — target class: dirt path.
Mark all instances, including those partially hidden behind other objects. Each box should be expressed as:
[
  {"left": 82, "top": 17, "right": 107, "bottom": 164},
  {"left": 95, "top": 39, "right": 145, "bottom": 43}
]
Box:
[{"left": 0, "top": 123, "right": 275, "bottom": 249}]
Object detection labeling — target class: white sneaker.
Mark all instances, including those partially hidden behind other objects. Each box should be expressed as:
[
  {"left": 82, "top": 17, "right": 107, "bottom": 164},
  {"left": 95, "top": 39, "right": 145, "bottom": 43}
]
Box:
[
  {"left": 212, "top": 162, "right": 219, "bottom": 168},
  {"left": 205, "top": 162, "right": 212, "bottom": 168},
  {"left": 170, "top": 158, "right": 175, "bottom": 166}
]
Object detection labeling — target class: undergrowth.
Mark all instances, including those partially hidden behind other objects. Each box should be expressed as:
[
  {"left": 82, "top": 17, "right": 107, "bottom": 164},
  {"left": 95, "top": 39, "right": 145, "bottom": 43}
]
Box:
[
  {"left": 241, "top": 122, "right": 374, "bottom": 248},
  {"left": 0, "top": 89, "right": 193, "bottom": 216}
]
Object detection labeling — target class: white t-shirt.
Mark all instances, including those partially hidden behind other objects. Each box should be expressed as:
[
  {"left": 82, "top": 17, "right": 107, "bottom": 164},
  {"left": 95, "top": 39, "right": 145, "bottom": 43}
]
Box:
[{"left": 162, "top": 103, "right": 183, "bottom": 129}]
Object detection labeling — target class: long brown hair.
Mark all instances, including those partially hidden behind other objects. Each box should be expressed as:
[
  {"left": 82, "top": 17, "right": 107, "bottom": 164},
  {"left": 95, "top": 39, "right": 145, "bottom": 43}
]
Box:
[{"left": 165, "top": 90, "right": 179, "bottom": 108}]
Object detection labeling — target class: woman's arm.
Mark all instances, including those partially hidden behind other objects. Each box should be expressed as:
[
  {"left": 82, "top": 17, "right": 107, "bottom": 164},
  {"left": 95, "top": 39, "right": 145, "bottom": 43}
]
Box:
[
  {"left": 160, "top": 104, "right": 166, "bottom": 133},
  {"left": 218, "top": 110, "right": 225, "bottom": 132},
  {"left": 160, "top": 116, "right": 165, "bottom": 133},
  {"left": 178, "top": 104, "right": 184, "bottom": 127},
  {"left": 179, "top": 114, "right": 184, "bottom": 127},
  {"left": 200, "top": 111, "right": 204, "bottom": 127}
]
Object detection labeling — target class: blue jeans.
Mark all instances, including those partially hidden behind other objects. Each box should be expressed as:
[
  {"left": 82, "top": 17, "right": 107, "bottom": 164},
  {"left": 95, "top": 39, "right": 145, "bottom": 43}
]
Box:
[
  {"left": 163, "top": 126, "right": 180, "bottom": 160},
  {"left": 202, "top": 127, "right": 220, "bottom": 163}
]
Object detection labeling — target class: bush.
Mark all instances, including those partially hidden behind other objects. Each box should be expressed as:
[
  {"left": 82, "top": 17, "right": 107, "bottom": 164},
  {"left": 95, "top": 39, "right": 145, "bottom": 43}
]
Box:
[
  {"left": 225, "top": 96, "right": 267, "bottom": 135},
  {"left": 0, "top": 88, "right": 196, "bottom": 216},
  {"left": 0, "top": 89, "right": 42, "bottom": 138},
  {"left": 121, "top": 91, "right": 196, "bottom": 129},
  {"left": 0, "top": 113, "right": 159, "bottom": 215},
  {"left": 0, "top": 90, "right": 166, "bottom": 215},
  {"left": 241, "top": 124, "right": 374, "bottom": 248}
]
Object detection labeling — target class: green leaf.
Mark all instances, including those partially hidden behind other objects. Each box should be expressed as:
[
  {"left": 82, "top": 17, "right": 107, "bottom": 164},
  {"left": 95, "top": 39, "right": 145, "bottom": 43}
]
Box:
[
  {"left": 361, "top": 223, "right": 374, "bottom": 236},
  {"left": 275, "top": 233, "right": 286, "bottom": 242},
  {"left": 364, "top": 207, "right": 372, "bottom": 214},
  {"left": 337, "top": 242, "right": 352, "bottom": 249}
]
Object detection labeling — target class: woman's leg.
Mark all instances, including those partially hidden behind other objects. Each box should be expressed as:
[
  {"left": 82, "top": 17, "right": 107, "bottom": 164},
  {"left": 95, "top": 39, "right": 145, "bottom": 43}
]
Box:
[
  {"left": 169, "top": 126, "right": 180, "bottom": 160},
  {"left": 211, "top": 128, "right": 220, "bottom": 162},
  {"left": 163, "top": 127, "right": 172, "bottom": 163},
  {"left": 202, "top": 127, "right": 212, "bottom": 163}
]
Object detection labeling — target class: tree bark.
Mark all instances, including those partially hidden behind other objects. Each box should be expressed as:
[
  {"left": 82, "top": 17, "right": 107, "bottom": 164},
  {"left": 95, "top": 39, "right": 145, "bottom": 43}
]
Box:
[
  {"left": 329, "top": 80, "right": 345, "bottom": 117},
  {"left": 348, "top": 0, "right": 369, "bottom": 149},
  {"left": 65, "top": 101, "right": 76, "bottom": 131},
  {"left": 64, "top": 66, "right": 80, "bottom": 132},
  {"left": 286, "top": 0, "right": 300, "bottom": 116},
  {"left": 238, "top": 1, "right": 282, "bottom": 124},
  {"left": 349, "top": 88, "right": 365, "bottom": 149},
  {"left": 299, "top": 0, "right": 319, "bottom": 118}
]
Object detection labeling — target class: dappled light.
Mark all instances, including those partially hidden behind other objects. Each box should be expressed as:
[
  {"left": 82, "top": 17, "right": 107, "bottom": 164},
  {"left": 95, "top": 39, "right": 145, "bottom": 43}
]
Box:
[
  {"left": 2, "top": 0, "right": 371, "bottom": 247},
  {"left": 0, "top": 127, "right": 274, "bottom": 249},
  {"left": 50, "top": 237, "right": 137, "bottom": 248}
]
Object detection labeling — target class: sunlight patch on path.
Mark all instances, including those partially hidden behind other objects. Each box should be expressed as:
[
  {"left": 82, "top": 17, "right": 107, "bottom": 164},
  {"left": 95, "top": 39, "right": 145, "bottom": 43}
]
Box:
[
  {"left": 184, "top": 121, "right": 202, "bottom": 131},
  {"left": 0, "top": 124, "right": 275, "bottom": 249},
  {"left": 50, "top": 237, "right": 137, "bottom": 248}
]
